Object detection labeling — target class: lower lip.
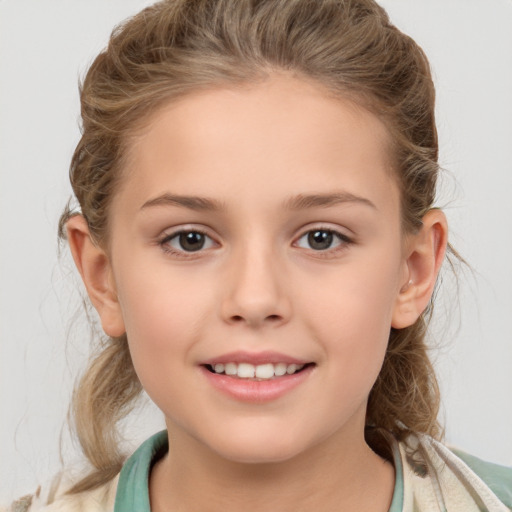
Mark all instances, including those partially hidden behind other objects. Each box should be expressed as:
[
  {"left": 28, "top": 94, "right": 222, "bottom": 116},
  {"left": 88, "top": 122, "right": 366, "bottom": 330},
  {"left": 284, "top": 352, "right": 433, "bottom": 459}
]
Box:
[{"left": 200, "top": 365, "right": 314, "bottom": 403}]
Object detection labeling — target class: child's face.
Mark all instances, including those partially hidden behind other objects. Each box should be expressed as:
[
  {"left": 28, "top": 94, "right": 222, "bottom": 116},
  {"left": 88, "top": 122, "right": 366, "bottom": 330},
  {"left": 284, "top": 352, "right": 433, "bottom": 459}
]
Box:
[{"left": 106, "top": 75, "right": 409, "bottom": 463}]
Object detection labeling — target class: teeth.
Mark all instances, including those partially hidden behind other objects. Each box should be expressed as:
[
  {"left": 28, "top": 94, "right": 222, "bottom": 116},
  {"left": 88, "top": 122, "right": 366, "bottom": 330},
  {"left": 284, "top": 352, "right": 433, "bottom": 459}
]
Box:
[
  {"left": 210, "top": 362, "right": 305, "bottom": 380},
  {"left": 224, "top": 363, "right": 237, "bottom": 376},
  {"left": 237, "top": 363, "right": 255, "bottom": 378},
  {"left": 286, "top": 364, "right": 297, "bottom": 375},
  {"left": 274, "top": 363, "right": 287, "bottom": 376},
  {"left": 255, "top": 363, "right": 274, "bottom": 379}
]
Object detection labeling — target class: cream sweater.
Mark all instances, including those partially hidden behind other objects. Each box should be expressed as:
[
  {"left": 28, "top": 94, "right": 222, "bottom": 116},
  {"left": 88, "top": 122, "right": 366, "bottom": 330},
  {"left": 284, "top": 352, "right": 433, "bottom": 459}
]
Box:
[{"left": 5, "top": 433, "right": 511, "bottom": 512}]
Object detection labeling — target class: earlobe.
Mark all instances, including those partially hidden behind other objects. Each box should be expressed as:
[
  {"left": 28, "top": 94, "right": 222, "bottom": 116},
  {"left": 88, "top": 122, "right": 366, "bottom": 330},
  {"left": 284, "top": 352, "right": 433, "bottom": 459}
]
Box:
[
  {"left": 66, "top": 215, "right": 126, "bottom": 337},
  {"left": 392, "top": 209, "right": 448, "bottom": 329}
]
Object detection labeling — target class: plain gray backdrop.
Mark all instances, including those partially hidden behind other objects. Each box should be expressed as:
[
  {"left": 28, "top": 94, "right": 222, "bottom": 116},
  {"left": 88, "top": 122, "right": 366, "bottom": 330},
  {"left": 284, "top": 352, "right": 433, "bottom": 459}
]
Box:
[{"left": 1, "top": 0, "right": 511, "bottom": 502}]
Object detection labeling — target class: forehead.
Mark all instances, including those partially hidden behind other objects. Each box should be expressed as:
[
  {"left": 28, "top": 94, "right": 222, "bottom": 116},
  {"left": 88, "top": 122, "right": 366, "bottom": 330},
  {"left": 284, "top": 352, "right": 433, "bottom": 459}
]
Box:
[{"left": 117, "top": 74, "right": 399, "bottom": 216}]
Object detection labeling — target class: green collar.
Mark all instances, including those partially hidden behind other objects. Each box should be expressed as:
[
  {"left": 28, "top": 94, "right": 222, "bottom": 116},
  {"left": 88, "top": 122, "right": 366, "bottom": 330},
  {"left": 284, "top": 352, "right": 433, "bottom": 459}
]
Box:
[
  {"left": 114, "top": 430, "right": 404, "bottom": 511},
  {"left": 388, "top": 438, "right": 404, "bottom": 512},
  {"left": 114, "top": 430, "right": 168, "bottom": 512}
]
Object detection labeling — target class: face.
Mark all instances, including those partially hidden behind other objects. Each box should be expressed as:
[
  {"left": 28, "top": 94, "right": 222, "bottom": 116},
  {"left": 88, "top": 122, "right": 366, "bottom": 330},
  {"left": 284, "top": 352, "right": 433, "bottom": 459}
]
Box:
[{"left": 106, "top": 75, "right": 409, "bottom": 463}]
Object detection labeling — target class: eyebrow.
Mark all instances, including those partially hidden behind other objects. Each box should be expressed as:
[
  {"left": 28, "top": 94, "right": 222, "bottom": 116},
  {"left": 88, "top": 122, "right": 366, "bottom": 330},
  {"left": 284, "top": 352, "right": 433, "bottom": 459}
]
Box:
[
  {"left": 284, "top": 192, "right": 377, "bottom": 211},
  {"left": 141, "top": 193, "right": 225, "bottom": 211},
  {"left": 140, "top": 191, "right": 377, "bottom": 212}
]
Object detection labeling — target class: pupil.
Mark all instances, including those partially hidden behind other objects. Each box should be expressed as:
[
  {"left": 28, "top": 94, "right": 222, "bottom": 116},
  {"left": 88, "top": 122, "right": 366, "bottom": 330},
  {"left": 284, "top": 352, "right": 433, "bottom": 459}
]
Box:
[
  {"left": 308, "top": 230, "right": 333, "bottom": 250},
  {"left": 180, "top": 232, "right": 205, "bottom": 251}
]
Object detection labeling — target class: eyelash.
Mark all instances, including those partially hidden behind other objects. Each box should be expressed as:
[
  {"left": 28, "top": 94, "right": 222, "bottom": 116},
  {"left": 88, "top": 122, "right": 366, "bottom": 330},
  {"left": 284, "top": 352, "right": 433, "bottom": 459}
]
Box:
[
  {"left": 158, "top": 228, "right": 214, "bottom": 258},
  {"left": 294, "top": 228, "right": 353, "bottom": 258},
  {"left": 158, "top": 227, "right": 353, "bottom": 259}
]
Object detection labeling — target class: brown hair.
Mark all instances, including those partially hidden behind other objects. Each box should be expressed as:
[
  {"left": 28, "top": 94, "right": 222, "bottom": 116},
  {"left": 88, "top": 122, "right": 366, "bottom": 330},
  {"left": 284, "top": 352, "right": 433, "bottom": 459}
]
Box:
[{"left": 62, "top": 0, "right": 445, "bottom": 493}]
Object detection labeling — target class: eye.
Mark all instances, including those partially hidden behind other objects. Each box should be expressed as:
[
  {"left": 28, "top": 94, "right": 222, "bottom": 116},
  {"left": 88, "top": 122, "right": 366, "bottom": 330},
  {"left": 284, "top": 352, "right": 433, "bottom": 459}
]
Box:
[
  {"left": 295, "top": 229, "right": 351, "bottom": 251},
  {"left": 160, "top": 230, "right": 216, "bottom": 254}
]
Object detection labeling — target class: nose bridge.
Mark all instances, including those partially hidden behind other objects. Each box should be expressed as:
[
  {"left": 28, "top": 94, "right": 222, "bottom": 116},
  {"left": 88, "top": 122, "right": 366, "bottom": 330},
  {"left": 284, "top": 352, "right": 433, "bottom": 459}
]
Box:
[{"left": 221, "top": 232, "right": 290, "bottom": 327}]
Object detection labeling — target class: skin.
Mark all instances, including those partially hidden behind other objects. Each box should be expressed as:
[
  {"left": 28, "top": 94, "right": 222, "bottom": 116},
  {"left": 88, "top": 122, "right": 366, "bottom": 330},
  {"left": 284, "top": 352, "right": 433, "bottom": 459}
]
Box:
[{"left": 68, "top": 74, "right": 447, "bottom": 511}]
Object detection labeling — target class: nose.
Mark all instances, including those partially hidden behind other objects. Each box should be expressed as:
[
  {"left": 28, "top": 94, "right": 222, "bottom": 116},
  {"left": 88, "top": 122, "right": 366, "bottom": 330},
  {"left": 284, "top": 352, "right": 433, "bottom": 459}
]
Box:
[{"left": 220, "top": 242, "right": 292, "bottom": 328}]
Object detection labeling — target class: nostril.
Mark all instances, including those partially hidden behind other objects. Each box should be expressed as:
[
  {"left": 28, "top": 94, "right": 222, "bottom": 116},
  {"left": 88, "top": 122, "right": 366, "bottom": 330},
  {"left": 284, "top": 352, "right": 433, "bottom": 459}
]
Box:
[
  {"left": 229, "top": 313, "right": 282, "bottom": 325},
  {"left": 227, "top": 314, "right": 284, "bottom": 327}
]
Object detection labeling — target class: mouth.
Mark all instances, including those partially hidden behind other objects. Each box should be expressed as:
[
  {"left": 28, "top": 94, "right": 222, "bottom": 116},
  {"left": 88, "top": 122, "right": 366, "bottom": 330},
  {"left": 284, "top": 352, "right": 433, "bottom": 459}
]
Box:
[
  {"left": 200, "top": 354, "right": 315, "bottom": 402},
  {"left": 203, "top": 362, "right": 314, "bottom": 381}
]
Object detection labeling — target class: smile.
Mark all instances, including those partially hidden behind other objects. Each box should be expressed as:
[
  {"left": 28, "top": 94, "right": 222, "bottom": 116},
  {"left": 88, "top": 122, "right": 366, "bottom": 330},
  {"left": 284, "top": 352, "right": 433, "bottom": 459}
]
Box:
[
  {"left": 201, "top": 354, "right": 315, "bottom": 402},
  {"left": 205, "top": 362, "right": 308, "bottom": 380},
  {"left": 200, "top": 351, "right": 315, "bottom": 402}
]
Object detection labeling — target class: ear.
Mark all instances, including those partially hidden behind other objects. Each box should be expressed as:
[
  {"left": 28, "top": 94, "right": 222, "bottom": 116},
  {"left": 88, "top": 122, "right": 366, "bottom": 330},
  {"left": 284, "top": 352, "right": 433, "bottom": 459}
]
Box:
[
  {"left": 66, "top": 215, "right": 126, "bottom": 337},
  {"left": 392, "top": 209, "right": 448, "bottom": 329}
]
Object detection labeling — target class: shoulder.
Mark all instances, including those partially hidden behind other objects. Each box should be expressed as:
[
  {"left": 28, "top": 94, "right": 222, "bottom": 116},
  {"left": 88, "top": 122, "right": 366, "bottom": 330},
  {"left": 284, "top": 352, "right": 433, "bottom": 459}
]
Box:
[
  {"left": 4, "top": 431, "right": 167, "bottom": 512},
  {"left": 450, "top": 447, "right": 512, "bottom": 509},
  {"left": 397, "top": 433, "right": 512, "bottom": 511},
  {"left": 3, "top": 474, "right": 119, "bottom": 512}
]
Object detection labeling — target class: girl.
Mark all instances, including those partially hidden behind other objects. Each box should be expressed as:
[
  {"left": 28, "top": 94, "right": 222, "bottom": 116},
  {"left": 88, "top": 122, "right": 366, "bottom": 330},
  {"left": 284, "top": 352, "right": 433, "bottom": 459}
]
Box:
[{"left": 6, "top": 0, "right": 511, "bottom": 510}]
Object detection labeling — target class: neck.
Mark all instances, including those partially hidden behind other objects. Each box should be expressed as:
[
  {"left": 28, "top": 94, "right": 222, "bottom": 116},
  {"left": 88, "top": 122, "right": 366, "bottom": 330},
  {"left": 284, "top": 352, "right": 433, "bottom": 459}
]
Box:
[{"left": 149, "top": 422, "right": 395, "bottom": 512}]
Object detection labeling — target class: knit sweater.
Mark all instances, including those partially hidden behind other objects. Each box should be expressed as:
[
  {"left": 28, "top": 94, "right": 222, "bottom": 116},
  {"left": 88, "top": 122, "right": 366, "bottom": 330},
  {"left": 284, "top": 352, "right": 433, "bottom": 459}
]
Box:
[{"left": 6, "top": 431, "right": 512, "bottom": 512}]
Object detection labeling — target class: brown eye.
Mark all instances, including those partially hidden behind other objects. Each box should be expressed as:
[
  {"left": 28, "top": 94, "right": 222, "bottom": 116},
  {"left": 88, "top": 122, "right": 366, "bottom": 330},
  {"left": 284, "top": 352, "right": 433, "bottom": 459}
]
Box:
[
  {"left": 161, "top": 230, "right": 215, "bottom": 253},
  {"left": 295, "top": 229, "right": 351, "bottom": 251},
  {"left": 178, "top": 232, "right": 206, "bottom": 251},
  {"left": 308, "top": 230, "right": 334, "bottom": 250}
]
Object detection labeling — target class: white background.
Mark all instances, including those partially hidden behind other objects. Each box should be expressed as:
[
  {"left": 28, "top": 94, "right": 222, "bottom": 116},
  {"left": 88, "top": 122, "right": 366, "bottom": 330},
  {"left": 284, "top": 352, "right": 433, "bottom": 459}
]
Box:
[{"left": 1, "top": 0, "right": 511, "bottom": 503}]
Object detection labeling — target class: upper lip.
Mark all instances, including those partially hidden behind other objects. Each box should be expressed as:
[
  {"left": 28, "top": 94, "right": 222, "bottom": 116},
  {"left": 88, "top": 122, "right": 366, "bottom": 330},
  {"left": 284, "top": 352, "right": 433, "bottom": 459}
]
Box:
[{"left": 201, "top": 350, "right": 311, "bottom": 366}]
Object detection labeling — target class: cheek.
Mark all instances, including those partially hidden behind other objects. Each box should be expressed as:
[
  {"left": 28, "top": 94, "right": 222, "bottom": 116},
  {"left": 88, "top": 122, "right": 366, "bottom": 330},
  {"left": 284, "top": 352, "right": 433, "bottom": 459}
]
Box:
[
  {"left": 302, "top": 254, "right": 400, "bottom": 334},
  {"left": 113, "top": 263, "right": 215, "bottom": 385},
  {"left": 298, "top": 252, "right": 402, "bottom": 381}
]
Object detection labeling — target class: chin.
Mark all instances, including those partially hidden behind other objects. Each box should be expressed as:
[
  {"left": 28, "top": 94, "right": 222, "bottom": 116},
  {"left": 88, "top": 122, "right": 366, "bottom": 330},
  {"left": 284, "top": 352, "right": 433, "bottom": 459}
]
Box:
[
  {"left": 204, "top": 425, "right": 314, "bottom": 465},
  {"left": 216, "top": 443, "right": 301, "bottom": 465}
]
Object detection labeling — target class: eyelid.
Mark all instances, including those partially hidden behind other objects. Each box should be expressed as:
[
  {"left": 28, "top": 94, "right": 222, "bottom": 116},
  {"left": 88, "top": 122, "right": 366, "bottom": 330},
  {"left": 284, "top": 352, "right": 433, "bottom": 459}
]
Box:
[
  {"left": 292, "top": 225, "right": 354, "bottom": 256},
  {"left": 155, "top": 223, "right": 354, "bottom": 259},
  {"left": 158, "top": 225, "right": 219, "bottom": 257},
  {"left": 293, "top": 223, "right": 354, "bottom": 242}
]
